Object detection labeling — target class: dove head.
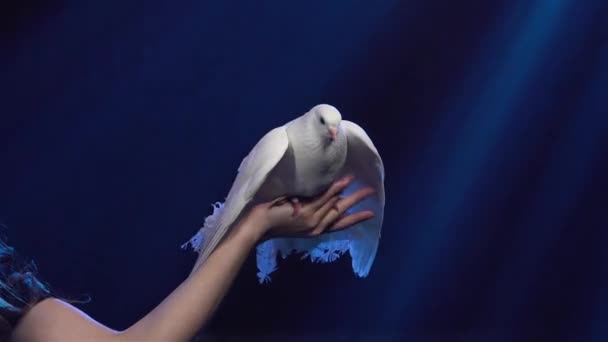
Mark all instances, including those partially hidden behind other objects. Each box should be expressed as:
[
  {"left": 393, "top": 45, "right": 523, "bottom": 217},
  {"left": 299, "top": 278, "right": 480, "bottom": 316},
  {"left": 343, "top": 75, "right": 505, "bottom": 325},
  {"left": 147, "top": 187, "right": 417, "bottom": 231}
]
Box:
[{"left": 309, "top": 104, "right": 342, "bottom": 142}]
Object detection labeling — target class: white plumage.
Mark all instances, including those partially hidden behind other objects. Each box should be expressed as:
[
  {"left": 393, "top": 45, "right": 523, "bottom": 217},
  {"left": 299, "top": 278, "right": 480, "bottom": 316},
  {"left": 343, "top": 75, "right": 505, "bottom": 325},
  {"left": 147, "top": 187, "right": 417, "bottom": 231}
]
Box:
[{"left": 182, "top": 104, "right": 385, "bottom": 283}]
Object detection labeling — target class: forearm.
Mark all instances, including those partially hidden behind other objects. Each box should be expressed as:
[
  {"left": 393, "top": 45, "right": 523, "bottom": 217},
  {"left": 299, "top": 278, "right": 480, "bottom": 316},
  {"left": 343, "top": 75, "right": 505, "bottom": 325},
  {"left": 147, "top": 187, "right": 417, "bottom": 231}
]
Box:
[
  {"left": 12, "top": 179, "right": 366, "bottom": 342},
  {"left": 118, "top": 220, "right": 264, "bottom": 341}
]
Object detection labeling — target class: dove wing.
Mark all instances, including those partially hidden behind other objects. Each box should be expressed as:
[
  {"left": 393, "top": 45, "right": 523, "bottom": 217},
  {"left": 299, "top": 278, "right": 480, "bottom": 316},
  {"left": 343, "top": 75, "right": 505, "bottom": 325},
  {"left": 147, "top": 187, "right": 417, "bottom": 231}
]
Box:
[
  {"left": 191, "top": 126, "right": 290, "bottom": 272},
  {"left": 340, "top": 120, "right": 385, "bottom": 277}
]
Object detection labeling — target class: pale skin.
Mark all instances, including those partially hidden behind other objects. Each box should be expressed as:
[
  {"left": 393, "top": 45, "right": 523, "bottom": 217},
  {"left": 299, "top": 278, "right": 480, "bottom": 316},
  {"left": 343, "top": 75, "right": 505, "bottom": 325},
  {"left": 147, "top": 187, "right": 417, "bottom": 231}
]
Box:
[{"left": 11, "top": 175, "right": 375, "bottom": 341}]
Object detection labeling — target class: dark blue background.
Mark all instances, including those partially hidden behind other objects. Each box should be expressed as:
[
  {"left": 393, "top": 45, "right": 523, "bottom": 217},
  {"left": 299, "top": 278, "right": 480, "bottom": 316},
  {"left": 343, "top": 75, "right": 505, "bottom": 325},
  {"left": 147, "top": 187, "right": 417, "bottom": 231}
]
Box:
[{"left": 1, "top": 0, "right": 607, "bottom": 340}]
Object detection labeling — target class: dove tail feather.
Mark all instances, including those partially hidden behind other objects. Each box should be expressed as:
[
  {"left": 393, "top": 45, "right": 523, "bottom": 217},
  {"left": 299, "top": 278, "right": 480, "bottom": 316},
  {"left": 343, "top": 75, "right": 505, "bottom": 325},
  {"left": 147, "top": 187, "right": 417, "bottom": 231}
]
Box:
[
  {"left": 180, "top": 230, "right": 204, "bottom": 252},
  {"left": 194, "top": 201, "right": 249, "bottom": 268},
  {"left": 181, "top": 202, "right": 224, "bottom": 269}
]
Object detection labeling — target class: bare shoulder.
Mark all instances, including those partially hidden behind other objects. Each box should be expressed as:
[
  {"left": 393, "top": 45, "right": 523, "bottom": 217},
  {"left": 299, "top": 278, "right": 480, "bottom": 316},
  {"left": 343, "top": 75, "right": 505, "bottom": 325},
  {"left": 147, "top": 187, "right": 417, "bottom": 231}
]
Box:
[{"left": 11, "top": 298, "right": 119, "bottom": 342}]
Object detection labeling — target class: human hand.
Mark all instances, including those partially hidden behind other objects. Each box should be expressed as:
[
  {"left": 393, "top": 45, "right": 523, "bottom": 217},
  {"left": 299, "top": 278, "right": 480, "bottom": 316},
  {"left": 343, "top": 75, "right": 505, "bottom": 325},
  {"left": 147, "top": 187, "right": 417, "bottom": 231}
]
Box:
[{"left": 248, "top": 175, "right": 376, "bottom": 241}]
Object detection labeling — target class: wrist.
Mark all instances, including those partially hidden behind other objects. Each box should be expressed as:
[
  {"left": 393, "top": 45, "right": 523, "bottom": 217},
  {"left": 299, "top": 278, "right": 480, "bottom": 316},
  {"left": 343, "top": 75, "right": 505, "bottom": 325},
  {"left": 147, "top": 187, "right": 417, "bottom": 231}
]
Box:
[{"left": 231, "top": 210, "right": 270, "bottom": 246}]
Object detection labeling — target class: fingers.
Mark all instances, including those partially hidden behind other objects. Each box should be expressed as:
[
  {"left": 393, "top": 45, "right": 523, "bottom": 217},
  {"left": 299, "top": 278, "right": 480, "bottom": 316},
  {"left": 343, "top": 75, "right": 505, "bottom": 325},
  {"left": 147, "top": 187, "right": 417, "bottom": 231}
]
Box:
[
  {"left": 333, "top": 186, "right": 375, "bottom": 214},
  {"left": 310, "top": 175, "right": 354, "bottom": 210},
  {"left": 315, "top": 196, "right": 340, "bottom": 222},
  {"left": 312, "top": 205, "right": 341, "bottom": 235},
  {"left": 311, "top": 186, "right": 375, "bottom": 235},
  {"left": 329, "top": 210, "right": 375, "bottom": 231}
]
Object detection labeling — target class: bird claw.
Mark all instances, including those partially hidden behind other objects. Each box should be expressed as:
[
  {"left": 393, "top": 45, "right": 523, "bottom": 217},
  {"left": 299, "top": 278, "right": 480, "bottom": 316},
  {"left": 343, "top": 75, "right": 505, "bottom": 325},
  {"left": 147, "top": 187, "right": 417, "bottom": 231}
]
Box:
[
  {"left": 289, "top": 198, "right": 302, "bottom": 217},
  {"left": 270, "top": 196, "right": 288, "bottom": 207},
  {"left": 270, "top": 196, "right": 302, "bottom": 217}
]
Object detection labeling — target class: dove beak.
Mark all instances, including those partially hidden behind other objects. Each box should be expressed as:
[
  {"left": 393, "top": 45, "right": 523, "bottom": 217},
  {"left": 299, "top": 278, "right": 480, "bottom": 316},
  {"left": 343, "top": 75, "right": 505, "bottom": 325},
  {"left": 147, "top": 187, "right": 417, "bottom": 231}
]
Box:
[{"left": 328, "top": 127, "right": 338, "bottom": 141}]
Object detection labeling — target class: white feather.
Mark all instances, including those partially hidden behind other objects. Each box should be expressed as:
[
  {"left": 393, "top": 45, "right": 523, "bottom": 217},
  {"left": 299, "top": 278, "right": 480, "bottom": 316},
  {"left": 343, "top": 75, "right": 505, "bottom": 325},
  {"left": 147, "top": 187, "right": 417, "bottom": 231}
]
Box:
[
  {"left": 255, "top": 120, "right": 385, "bottom": 280},
  {"left": 185, "top": 126, "right": 289, "bottom": 274},
  {"left": 182, "top": 105, "right": 385, "bottom": 282}
]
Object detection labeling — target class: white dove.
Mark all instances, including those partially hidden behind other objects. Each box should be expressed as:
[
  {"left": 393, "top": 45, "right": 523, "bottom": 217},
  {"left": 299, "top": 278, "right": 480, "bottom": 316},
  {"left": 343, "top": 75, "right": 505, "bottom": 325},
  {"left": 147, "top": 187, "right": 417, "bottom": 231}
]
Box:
[{"left": 182, "top": 104, "right": 385, "bottom": 283}]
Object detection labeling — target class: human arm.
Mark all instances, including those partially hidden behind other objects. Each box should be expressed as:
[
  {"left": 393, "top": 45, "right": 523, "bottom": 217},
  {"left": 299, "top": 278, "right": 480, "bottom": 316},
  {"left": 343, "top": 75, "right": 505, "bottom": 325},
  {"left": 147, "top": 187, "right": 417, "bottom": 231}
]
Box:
[{"left": 12, "top": 176, "right": 374, "bottom": 341}]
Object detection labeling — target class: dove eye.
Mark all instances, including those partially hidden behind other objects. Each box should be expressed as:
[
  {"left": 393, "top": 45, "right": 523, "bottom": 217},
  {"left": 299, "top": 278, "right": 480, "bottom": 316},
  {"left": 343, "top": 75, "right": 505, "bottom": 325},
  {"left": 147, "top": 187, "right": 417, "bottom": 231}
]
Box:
[{"left": 320, "top": 117, "right": 325, "bottom": 125}]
